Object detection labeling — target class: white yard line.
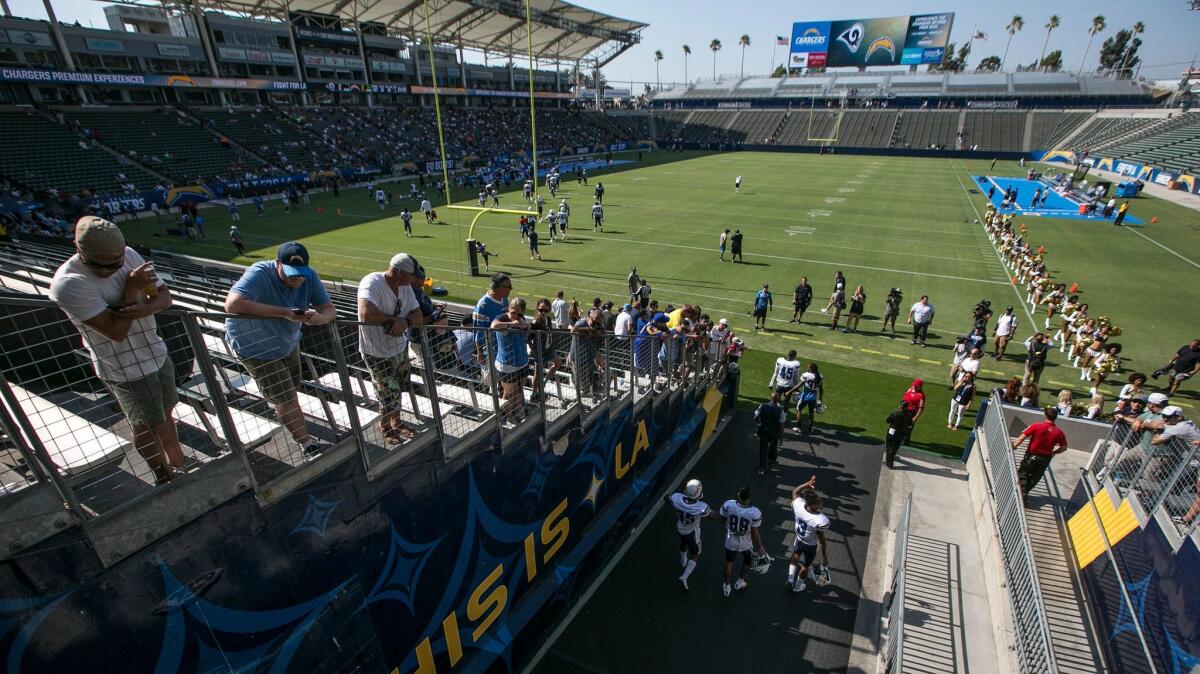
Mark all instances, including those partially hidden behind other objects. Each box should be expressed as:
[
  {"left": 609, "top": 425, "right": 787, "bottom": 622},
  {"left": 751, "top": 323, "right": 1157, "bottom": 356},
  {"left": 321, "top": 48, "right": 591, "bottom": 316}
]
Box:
[{"left": 1124, "top": 227, "right": 1200, "bottom": 270}]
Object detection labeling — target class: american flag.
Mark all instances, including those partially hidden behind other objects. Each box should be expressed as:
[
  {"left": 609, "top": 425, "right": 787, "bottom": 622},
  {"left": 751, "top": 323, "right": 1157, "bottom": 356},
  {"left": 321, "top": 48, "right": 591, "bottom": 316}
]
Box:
[
  {"left": 973, "top": 30, "right": 988, "bottom": 40},
  {"left": 776, "top": 36, "right": 788, "bottom": 45}
]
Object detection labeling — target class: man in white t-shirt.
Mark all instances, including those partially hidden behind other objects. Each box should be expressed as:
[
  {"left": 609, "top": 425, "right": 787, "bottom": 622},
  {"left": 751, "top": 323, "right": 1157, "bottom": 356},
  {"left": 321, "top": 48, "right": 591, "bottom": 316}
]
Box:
[
  {"left": 958, "top": 348, "right": 982, "bottom": 385},
  {"left": 906, "top": 295, "right": 935, "bottom": 347},
  {"left": 420, "top": 198, "right": 433, "bottom": 223},
  {"left": 708, "top": 318, "right": 731, "bottom": 360},
  {"left": 992, "top": 305, "right": 1018, "bottom": 360},
  {"left": 550, "top": 291, "right": 570, "bottom": 329},
  {"left": 613, "top": 303, "right": 635, "bottom": 339},
  {"left": 358, "top": 253, "right": 423, "bottom": 442},
  {"left": 49, "top": 217, "right": 184, "bottom": 486}
]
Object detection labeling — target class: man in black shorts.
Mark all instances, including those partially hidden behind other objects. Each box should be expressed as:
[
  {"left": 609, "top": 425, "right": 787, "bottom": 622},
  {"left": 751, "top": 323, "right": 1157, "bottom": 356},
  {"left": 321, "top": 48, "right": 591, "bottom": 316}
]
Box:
[
  {"left": 1154, "top": 339, "right": 1200, "bottom": 396},
  {"left": 791, "top": 277, "right": 812, "bottom": 323}
]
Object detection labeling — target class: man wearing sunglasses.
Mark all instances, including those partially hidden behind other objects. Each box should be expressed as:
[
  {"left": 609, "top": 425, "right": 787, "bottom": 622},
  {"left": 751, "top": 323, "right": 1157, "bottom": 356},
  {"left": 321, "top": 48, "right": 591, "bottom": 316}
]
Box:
[
  {"left": 225, "top": 242, "right": 336, "bottom": 459},
  {"left": 50, "top": 216, "right": 184, "bottom": 486}
]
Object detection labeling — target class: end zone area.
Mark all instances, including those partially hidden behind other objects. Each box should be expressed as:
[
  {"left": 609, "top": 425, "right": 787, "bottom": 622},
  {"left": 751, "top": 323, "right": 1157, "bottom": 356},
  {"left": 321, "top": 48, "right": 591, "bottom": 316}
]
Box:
[
  {"left": 977, "top": 175, "right": 1144, "bottom": 224},
  {"left": 528, "top": 412, "right": 882, "bottom": 673}
]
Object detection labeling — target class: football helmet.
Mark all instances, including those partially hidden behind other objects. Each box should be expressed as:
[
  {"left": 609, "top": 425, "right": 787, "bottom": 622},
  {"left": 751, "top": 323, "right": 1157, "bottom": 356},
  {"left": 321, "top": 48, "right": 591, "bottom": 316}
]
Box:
[
  {"left": 750, "top": 553, "right": 773, "bottom": 575},
  {"left": 684, "top": 479, "right": 703, "bottom": 500},
  {"left": 808, "top": 563, "right": 832, "bottom": 586}
]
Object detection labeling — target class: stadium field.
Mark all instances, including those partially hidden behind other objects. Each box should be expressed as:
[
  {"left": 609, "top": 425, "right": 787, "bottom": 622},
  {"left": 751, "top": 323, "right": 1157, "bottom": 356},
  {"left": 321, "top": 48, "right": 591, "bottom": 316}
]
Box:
[{"left": 118, "top": 151, "right": 1200, "bottom": 430}]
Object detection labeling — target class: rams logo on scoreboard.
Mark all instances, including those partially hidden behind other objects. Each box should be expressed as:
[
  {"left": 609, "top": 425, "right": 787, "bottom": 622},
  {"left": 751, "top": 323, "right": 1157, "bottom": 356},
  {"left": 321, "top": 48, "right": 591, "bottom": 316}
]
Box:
[
  {"left": 866, "top": 36, "right": 896, "bottom": 62},
  {"left": 836, "top": 23, "right": 865, "bottom": 53}
]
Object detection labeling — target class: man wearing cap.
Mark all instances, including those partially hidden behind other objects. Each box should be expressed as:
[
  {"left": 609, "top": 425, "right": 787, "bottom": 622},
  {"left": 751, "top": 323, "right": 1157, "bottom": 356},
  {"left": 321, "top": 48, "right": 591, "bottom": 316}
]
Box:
[
  {"left": 635, "top": 312, "right": 669, "bottom": 392},
  {"left": 901, "top": 380, "right": 926, "bottom": 445},
  {"left": 224, "top": 241, "right": 336, "bottom": 458},
  {"left": 709, "top": 318, "right": 732, "bottom": 362},
  {"left": 1152, "top": 407, "right": 1200, "bottom": 447},
  {"left": 992, "top": 305, "right": 1018, "bottom": 360},
  {"left": 569, "top": 307, "right": 607, "bottom": 398},
  {"left": 50, "top": 216, "right": 184, "bottom": 486},
  {"left": 752, "top": 284, "right": 772, "bottom": 331},
  {"left": 1012, "top": 407, "right": 1069, "bottom": 505},
  {"left": 357, "top": 254, "right": 424, "bottom": 444}
]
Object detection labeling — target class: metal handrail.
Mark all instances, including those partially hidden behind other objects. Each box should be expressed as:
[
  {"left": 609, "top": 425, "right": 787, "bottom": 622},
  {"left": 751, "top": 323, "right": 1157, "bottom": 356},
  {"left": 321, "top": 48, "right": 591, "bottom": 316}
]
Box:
[
  {"left": 0, "top": 293, "right": 729, "bottom": 552},
  {"left": 977, "top": 392, "right": 1058, "bottom": 673},
  {"left": 883, "top": 494, "right": 913, "bottom": 674}
]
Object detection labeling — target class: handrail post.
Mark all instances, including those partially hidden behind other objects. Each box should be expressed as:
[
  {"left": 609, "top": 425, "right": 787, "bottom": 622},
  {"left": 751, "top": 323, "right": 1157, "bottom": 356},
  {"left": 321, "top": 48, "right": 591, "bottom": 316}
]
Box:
[
  {"left": 413, "top": 326, "right": 448, "bottom": 449},
  {"left": 327, "top": 321, "right": 368, "bottom": 465},
  {"left": 0, "top": 370, "right": 87, "bottom": 518},
  {"left": 183, "top": 314, "right": 257, "bottom": 490}
]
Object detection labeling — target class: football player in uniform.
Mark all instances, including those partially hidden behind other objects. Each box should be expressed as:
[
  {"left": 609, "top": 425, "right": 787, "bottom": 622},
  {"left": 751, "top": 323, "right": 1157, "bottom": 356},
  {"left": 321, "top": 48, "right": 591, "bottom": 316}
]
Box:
[
  {"left": 787, "top": 478, "right": 830, "bottom": 592},
  {"left": 720, "top": 486, "right": 767, "bottom": 597},
  {"left": 769, "top": 349, "right": 802, "bottom": 409},
  {"left": 591, "top": 201, "right": 604, "bottom": 232},
  {"left": 666, "top": 478, "right": 720, "bottom": 590}
]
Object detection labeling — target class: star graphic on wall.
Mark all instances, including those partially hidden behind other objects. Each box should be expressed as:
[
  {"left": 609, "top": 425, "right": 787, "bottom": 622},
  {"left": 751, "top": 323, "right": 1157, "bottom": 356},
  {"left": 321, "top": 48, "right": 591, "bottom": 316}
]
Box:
[
  {"left": 288, "top": 493, "right": 340, "bottom": 542},
  {"left": 363, "top": 526, "right": 443, "bottom": 613},
  {"left": 583, "top": 473, "right": 604, "bottom": 507},
  {"left": 1111, "top": 570, "right": 1153, "bottom": 639},
  {"left": 1164, "top": 626, "right": 1200, "bottom": 674}
]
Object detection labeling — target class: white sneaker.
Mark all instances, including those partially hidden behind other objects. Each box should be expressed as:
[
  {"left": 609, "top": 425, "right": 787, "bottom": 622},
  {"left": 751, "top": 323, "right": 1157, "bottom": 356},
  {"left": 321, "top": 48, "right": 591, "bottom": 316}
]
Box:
[
  {"left": 820, "top": 308, "right": 828, "bottom": 313},
  {"left": 792, "top": 580, "right": 807, "bottom": 593},
  {"left": 722, "top": 583, "right": 731, "bottom": 597},
  {"left": 679, "top": 576, "right": 689, "bottom": 591},
  {"left": 733, "top": 579, "right": 748, "bottom": 591}
]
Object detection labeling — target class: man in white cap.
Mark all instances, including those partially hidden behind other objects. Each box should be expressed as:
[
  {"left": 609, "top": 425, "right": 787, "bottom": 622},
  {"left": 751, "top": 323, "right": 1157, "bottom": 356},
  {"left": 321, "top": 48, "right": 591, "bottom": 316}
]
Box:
[
  {"left": 358, "top": 253, "right": 424, "bottom": 444},
  {"left": 1152, "top": 407, "right": 1200, "bottom": 447},
  {"left": 49, "top": 216, "right": 184, "bottom": 485},
  {"left": 708, "top": 318, "right": 731, "bottom": 361},
  {"left": 224, "top": 241, "right": 336, "bottom": 458}
]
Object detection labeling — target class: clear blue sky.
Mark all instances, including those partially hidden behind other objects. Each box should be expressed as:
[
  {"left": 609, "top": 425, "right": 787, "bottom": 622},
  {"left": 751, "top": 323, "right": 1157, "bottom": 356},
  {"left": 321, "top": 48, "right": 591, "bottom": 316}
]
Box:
[{"left": 8, "top": 0, "right": 1199, "bottom": 86}]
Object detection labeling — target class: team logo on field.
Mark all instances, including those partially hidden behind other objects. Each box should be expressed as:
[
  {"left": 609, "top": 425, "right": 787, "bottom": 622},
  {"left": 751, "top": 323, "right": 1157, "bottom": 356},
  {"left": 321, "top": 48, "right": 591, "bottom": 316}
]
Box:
[
  {"left": 866, "top": 36, "right": 896, "bottom": 61},
  {"left": 836, "top": 23, "right": 865, "bottom": 53}
]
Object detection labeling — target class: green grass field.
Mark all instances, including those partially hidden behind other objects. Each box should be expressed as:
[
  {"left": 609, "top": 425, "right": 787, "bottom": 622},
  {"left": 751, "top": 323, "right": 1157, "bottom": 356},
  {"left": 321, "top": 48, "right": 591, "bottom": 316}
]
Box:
[{"left": 119, "top": 150, "right": 1200, "bottom": 453}]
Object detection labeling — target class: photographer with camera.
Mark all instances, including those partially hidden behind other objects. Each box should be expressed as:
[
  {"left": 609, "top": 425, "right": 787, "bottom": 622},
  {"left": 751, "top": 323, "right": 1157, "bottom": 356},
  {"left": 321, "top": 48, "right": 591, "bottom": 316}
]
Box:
[
  {"left": 882, "top": 288, "right": 902, "bottom": 333},
  {"left": 971, "top": 299, "right": 994, "bottom": 332}
]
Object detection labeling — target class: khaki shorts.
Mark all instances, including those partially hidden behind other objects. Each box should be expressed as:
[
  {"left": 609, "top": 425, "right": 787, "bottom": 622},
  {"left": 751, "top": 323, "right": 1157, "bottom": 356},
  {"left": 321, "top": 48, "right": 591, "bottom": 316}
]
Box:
[
  {"left": 364, "top": 353, "right": 413, "bottom": 413},
  {"left": 107, "top": 356, "right": 178, "bottom": 427},
  {"left": 241, "top": 347, "right": 302, "bottom": 405}
]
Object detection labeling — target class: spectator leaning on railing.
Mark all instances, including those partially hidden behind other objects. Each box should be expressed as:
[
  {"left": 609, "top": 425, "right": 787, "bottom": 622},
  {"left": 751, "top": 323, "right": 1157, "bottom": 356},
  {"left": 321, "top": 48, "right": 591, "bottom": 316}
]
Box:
[
  {"left": 49, "top": 216, "right": 185, "bottom": 486},
  {"left": 224, "top": 242, "right": 336, "bottom": 458},
  {"left": 357, "top": 253, "right": 424, "bottom": 444}
]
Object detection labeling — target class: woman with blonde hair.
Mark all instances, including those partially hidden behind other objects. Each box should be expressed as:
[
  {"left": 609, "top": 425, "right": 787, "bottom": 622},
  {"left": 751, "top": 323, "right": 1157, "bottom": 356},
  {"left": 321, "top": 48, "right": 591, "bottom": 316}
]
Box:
[{"left": 1055, "top": 389, "right": 1073, "bottom": 417}]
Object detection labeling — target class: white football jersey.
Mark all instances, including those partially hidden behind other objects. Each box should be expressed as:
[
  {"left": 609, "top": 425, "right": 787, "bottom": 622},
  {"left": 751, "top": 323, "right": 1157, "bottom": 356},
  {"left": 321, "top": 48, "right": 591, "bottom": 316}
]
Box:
[
  {"left": 792, "top": 498, "right": 830, "bottom": 547},
  {"left": 720, "top": 500, "right": 762, "bottom": 552},
  {"left": 772, "top": 358, "right": 802, "bottom": 389},
  {"left": 670, "top": 493, "right": 711, "bottom": 535}
]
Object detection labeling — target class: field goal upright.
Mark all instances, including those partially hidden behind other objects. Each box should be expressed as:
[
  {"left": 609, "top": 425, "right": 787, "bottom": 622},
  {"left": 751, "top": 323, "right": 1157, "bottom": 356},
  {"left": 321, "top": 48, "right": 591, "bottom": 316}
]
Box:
[{"left": 807, "top": 90, "right": 847, "bottom": 146}]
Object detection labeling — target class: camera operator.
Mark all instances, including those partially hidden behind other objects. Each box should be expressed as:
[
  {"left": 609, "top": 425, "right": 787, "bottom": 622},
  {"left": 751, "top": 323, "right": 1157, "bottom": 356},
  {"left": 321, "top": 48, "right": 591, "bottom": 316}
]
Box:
[
  {"left": 971, "top": 299, "right": 993, "bottom": 332},
  {"left": 882, "top": 288, "right": 902, "bottom": 333}
]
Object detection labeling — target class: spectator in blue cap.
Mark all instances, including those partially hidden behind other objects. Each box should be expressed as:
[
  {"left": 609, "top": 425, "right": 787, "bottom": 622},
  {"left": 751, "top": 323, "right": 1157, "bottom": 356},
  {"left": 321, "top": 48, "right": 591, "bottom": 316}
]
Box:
[{"left": 224, "top": 241, "right": 336, "bottom": 458}]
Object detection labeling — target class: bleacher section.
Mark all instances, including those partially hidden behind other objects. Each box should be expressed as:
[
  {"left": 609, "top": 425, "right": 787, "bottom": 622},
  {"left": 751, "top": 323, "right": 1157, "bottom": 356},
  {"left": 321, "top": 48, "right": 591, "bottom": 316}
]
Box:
[
  {"left": 1028, "top": 111, "right": 1093, "bottom": 151},
  {"left": 775, "top": 108, "right": 842, "bottom": 146},
  {"left": 202, "top": 108, "right": 341, "bottom": 172},
  {"left": 892, "top": 110, "right": 959, "bottom": 150},
  {"left": 1099, "top": 112, "right": 1200, "bottom": 173},
  {"left": 725, "top": 111, "right": 786, "bottom": 145},
  {"left": 66, "top": 109, "right": 264, "bottom": 184},
  {"left": 835, "top": 110, "right": 899, "bottom": 148},
  {"left": 0, "top": 110, "right": 160, "bottom": 194},
  {"left": 962, "top": 111, "right": 1026, "bottom": 152},
  {"left": 1062, "top": 116, "right": 1163, "bottom": 152}
]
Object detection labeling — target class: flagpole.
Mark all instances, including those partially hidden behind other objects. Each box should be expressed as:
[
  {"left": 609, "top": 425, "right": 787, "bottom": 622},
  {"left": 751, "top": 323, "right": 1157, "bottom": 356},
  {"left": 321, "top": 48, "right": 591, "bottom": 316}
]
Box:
[{"left": 771, "top": 41, "right": 778, "bottom": 77}]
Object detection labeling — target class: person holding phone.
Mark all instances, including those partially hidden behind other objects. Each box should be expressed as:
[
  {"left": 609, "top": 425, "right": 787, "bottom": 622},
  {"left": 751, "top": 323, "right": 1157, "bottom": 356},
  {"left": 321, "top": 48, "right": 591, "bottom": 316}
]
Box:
[{"left": 225, "top": 242, "right": 336, "bottom": 458}]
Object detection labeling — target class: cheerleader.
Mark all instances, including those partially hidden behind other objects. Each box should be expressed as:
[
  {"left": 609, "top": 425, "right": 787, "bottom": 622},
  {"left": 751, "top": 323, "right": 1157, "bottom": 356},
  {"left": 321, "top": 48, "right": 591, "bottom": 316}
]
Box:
[
  {"left": 1070, "top": 318, "right": 1098, "bottom": 366},
  {"left": 1089, "top": 344, "right": 1122, "bottom": 394},
  {"left": 1057, "top": 301, "right": 1087, "bottom": 352},
  {"left": 1055, "top": 389, "right": 1073, "bottom": 417},
  {"left": 1042, "top": 284, "right": 1066, "bottom": 329},
  {"left": 1079, "top": 325, "right": 1110, "bottom": 375}
]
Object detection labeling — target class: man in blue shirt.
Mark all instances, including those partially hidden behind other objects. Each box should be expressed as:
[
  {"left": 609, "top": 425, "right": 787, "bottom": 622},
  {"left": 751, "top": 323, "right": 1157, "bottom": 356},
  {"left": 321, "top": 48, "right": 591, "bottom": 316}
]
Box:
[
  {"left": 753, "top": 283, "right": 773, "bottom": 331},
  {"left": 224, "top": 242, "right": 335, "bottom": 457},
  {"left": 472, "top": 273, "right": 512, "bottom": 373}
]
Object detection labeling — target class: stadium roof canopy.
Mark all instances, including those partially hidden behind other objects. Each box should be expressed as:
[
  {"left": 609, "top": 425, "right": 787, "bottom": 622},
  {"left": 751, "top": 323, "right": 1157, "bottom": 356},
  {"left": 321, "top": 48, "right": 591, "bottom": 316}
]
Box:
[{"left": 157, "top": 0, "right": 646, "bottom": 66}]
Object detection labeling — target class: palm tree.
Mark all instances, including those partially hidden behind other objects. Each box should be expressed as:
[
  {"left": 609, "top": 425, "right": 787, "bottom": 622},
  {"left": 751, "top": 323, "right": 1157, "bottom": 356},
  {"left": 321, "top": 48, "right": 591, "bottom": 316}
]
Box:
[
  {"left": 1001, "top": 16, "right": 1024, "bottom": 69},
  {"left": 738, "top": 34, "right": 751, "bottom": 78},
  {"left": 1079, "top": 15, "right": 1106, "bottom": 76},
  {"left": 1120, "top": 21, "right": 1145, "bottom": 77},
  {"left": 1039, "top": 15, "right": 1061, "bottom": 71},
  {"left": 653, "top": 50, "right": 663, "bottom": 90},
  {"left": 709, "top": 38, "right": 722, "bottom": 80},
  {"left": 682, "top": 44, "right": 691, "bottom": 83}
]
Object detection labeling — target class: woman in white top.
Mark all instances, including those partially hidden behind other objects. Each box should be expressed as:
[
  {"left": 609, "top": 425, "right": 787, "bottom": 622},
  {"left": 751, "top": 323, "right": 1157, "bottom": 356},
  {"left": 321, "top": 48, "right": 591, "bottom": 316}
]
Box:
[
  {"left": 1055, "top": 389, "right": 1073, "bottom": 417},
  {"left": 1117, "top": 372, "right": 1148, "bottom": 403}
]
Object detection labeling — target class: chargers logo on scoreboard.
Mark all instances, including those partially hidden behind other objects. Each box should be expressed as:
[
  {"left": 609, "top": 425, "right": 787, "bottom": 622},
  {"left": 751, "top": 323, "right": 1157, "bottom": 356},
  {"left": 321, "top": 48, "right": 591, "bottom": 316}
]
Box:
[
  {"left": 866, "top": 36, "right": 896, "bottom": 62},
  {"left": 789, "top": 21, "right": 830, "bottom": 69}
]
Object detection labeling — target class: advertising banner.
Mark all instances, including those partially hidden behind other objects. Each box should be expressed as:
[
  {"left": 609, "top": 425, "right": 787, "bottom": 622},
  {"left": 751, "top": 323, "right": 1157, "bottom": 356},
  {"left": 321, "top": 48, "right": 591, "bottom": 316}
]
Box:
[
  {"left": 789, "top": 13, "right": 953, "bottom": 68},
  {"left": 409, "top": 85, "right": 571, "bottom": 99},
  {"left": 0, "top": 67, "right": 304, "bottom": 90}
]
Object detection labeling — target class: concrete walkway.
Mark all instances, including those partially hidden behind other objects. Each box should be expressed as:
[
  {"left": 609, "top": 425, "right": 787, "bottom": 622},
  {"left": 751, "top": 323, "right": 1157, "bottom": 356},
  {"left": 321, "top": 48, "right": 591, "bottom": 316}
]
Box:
[{"left": 847, "top": 450, "right": 999, "bottom": 674}]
